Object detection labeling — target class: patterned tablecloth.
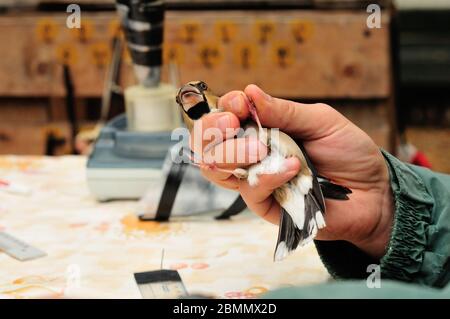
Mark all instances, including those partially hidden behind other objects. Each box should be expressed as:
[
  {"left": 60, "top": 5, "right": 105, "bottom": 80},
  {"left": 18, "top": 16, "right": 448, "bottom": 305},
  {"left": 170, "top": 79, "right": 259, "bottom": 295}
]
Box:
[{"left": 0, "top": 156, "right": 329, "bottom": 299}]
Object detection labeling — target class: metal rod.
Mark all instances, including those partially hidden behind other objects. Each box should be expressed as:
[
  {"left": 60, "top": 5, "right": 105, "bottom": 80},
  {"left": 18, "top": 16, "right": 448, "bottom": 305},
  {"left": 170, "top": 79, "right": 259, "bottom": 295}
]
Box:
[{"left": 160, "top": 248, "right": 165, "bottom": 270}]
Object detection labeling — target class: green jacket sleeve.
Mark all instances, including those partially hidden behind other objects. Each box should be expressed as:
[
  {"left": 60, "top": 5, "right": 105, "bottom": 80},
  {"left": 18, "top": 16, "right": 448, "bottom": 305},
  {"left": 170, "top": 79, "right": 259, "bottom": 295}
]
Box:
[
  {"left": 313, "top": 150, "right": 450, "bottom": 288},
  {"left": 262, "top": 280, "right": 450, "bottom": 299}
]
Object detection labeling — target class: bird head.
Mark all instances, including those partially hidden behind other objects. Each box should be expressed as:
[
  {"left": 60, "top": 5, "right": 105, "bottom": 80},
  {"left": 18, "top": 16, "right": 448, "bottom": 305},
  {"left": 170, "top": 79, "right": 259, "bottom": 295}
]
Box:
[{"left": 175, "top": 81, "right": 220, "bottom": 128}]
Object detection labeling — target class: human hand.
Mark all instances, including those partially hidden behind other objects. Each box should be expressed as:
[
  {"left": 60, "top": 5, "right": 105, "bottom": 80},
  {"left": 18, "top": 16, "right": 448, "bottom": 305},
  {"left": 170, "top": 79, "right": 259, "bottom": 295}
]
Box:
[{"left": 190, "top": 84, "right": 393, "bottom": 259}]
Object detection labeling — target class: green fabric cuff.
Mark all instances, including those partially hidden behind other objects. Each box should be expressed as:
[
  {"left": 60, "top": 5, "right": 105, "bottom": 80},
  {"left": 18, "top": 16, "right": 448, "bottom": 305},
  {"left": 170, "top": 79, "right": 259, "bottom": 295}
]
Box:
[
  {"left": 314, "top": 149, "right": 433, "bottom": 283},
  {"left": 379, "top": 150, "right": 433, "bottom": 282}
]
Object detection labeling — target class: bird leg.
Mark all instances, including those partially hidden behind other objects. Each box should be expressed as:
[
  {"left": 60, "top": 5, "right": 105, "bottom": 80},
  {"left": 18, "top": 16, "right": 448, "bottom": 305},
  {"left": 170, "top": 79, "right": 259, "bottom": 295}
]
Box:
[
  {"left": 186, "top": 152, "right": 248, "bottom": 179},
  {"left": 247, "top": 96, "right": 263, "bottom": 132},
  {"left": 247, "top": 96, "right": 267, "bottom": 145}
]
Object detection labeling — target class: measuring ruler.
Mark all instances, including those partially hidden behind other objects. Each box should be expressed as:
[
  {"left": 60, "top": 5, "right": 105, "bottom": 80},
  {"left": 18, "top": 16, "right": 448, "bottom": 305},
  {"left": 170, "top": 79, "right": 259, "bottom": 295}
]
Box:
[
  {"left": 134, "top": 269, "right": 188, "bottom": 299},
  {"left": 0, "top": 231, "right": 47, "bottom": 261}
]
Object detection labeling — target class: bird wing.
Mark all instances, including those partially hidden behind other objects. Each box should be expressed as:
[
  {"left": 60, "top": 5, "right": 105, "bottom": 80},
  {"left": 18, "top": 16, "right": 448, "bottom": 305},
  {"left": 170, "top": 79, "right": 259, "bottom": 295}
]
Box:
[
  {"left": 272, "top": 130, "right": 326, "bottom": 220},
  {"left": 245, "top": 128, "right": 344, "bottom": 261},
  {"left": 270, "top": 131, "right": 327, "bottom": 261},
  {"left": 274, "top": 191, "right": 324, "bottom": 261},
  {"left": 317, "top": 176, "right": 352, "bottom": 200}
]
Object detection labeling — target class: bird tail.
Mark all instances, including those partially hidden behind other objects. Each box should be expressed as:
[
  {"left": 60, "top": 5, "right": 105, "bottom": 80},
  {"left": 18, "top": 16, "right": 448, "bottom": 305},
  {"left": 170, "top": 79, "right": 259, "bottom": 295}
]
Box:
[{"left": 274, "top": 193, "right": 325, "bottom": 262}]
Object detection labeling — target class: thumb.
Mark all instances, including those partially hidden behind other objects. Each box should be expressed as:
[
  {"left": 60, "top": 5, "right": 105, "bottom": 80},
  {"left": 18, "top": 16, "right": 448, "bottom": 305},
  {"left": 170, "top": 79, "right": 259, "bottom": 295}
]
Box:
[{"left": 243, "top": 84, "right": 348, "bottom": 140}]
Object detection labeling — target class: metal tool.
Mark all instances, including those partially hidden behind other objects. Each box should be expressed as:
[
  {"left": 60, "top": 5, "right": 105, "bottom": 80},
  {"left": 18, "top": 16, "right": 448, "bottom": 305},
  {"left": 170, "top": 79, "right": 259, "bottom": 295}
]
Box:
[
  {"left": 0, "top": 231, "right": 46, "bottom": 261},
  {"left": 134, "top": 250, "right": 188, "bottom": 299}
]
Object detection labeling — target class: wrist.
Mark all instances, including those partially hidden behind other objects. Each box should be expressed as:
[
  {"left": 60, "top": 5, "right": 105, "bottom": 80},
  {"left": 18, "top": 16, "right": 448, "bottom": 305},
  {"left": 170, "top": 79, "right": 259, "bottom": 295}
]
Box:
[
  {"left": 352, "top": 170, "right": 394, "bottom": 259},
  {"left": 374, "top": 182, "right": 395, "bottom": 258}
]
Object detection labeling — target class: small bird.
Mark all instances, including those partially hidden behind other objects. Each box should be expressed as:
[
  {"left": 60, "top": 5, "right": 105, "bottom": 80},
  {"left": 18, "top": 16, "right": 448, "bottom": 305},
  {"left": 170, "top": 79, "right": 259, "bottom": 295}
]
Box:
[{"left": 176, "top": 81, "right": 351, "bottom": 261}]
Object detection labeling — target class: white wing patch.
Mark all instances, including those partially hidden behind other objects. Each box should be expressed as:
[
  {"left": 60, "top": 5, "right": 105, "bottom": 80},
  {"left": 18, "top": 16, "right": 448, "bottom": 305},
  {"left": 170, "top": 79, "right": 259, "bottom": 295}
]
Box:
[
  {"left": 297, "top": 174, "right": 312, "bottom": 194},
  {"left": 281, "top": 186, "right": 305, "bottom": 230},
  {"left": 280, "top": 170, "right": 313, "bottom": 230},
  {"left": 274, "top": 241, "right": 288, "bottom": 262},
  {"left": 246, "top": 144, "right": 314, "bottom": 231},
  {"left": 245, "top": 133, "right": 325, "bottom": 261},
  {"left": 247, "top": 150, "right": 286, "bottom": 187},
  {"left": 315, "top": 210, "right": 326, "bottom": 229}
]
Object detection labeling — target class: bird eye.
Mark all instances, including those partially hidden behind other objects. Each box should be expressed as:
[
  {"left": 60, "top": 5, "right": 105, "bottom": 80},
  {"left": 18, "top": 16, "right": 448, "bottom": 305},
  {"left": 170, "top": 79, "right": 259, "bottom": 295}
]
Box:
[{"left": 199, "top": 82, "right": 208, "bottom": 90}]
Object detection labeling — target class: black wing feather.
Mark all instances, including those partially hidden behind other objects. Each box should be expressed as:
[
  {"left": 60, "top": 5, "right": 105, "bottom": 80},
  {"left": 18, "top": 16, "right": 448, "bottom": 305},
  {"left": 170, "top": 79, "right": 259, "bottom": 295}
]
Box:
[
  {"left": 274, "top": 209, "right": 300, "bottom": 261},
  {"left": 274, "top": 141, "right": 350, "bottom": 261},
  {"left": 274, "top": 192, "right": 324, "bottom": 261},
  {"left": 319, "top": 180, "right": 352, "bottom": 200},
  {"left": 298, "top": 144, "right": 326, "bottom": 213},
  {"left": 300, "top": 143, "right": 351, "bottom": 202}
]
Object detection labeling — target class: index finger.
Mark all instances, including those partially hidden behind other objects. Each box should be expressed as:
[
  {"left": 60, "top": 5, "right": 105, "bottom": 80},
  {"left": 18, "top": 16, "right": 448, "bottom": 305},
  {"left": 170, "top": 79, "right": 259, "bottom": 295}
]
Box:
[
  {"left": 189, "top": 111, "right": 241, "bottom": 156},
  {"left": 218, "top": 91, "right": 250, "bottom": 121}
]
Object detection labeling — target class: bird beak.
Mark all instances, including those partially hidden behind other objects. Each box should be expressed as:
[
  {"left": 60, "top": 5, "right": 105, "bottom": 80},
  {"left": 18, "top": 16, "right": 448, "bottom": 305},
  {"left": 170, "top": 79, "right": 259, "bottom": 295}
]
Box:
[{"left": 177, "top": 85, "right": 204, "bottom": 108}]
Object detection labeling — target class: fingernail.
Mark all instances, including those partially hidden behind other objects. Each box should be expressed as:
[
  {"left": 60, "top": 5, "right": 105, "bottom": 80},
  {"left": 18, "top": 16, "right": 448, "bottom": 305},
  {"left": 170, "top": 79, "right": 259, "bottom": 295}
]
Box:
[
  {"left": 284, "top": 157, "right": 300, "bottom": 173},
  {"left": 216, "top": 115, "right": 230, "bottom": 131},
  {"left": 230, "top": 94, "right": 243, "bottom": 114},
  {"left": 248, "top": 139, "right": 267, "bottom": 162}
]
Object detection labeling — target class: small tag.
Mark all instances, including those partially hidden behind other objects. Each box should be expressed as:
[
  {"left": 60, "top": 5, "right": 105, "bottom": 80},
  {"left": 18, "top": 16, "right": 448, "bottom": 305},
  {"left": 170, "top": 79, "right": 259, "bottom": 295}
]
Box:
[
  {"left": 0, "top": 232, "right": 47, "bottom": 261},
  {"left": 134, "top": 269, "right": 188, "bottom": 299}
]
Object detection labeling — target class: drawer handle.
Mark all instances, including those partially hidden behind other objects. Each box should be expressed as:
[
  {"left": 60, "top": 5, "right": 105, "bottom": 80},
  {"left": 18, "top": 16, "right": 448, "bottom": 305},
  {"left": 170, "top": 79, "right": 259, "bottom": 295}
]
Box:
[{"left": 0, "top": 132, "right": 11, "bottom": 142}]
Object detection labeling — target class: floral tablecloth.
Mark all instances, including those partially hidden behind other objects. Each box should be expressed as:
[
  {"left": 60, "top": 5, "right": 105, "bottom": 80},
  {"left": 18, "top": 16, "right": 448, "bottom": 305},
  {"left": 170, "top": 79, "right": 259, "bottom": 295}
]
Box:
[{"left": 0, "top": 156, "right": 329, "bottom": 299}]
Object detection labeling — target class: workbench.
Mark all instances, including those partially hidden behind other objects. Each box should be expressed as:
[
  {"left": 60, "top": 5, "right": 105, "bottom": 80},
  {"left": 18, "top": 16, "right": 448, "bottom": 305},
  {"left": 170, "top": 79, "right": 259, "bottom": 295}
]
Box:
[{"left": 0, "top": 156, "right": 329, "bottom": 298}]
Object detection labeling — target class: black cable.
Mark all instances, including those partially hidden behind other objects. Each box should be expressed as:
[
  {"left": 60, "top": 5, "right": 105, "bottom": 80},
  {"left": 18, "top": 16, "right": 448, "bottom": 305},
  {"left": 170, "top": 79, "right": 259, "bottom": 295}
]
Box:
[
  {"left": 62, "top": 64, "right": 77, "bottom": 154},
  {"left": 215, "top": 196, "right": 247, "bottom": 220},
  {"left": 139, "top": 161, "right": 187, "bottom": 222}
]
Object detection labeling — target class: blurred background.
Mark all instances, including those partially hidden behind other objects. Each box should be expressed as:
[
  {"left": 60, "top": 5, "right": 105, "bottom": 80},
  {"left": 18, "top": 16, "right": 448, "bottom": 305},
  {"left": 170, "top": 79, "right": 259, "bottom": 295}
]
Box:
[{"left": 0, "top": 0, "right": 449, "bottom": 173}]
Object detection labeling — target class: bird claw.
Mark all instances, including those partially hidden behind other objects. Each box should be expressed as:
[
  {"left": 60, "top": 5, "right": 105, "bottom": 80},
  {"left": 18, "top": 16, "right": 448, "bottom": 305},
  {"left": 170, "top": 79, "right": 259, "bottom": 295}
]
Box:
[
  {"left": 193, "top": 160, "right": 248, "bottom": 179},
  {"left": 200, "top": 161, "right": 218, "bottom": 171},
  {"left": 232, "top": 168, "right": 248, "bottom": 179}
]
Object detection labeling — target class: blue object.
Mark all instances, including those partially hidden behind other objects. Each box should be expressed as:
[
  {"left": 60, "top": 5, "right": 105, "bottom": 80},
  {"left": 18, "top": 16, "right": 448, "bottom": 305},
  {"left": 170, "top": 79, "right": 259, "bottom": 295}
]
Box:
[{"left": 87, "top": 114, "right": 178, "bottom": 170}]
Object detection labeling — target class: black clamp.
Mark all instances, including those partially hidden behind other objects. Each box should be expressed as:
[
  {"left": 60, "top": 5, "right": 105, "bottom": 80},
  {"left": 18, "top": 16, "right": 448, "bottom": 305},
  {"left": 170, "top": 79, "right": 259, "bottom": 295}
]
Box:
[{"left": 139, "top": 158, "right": 246, "bottom": 222}]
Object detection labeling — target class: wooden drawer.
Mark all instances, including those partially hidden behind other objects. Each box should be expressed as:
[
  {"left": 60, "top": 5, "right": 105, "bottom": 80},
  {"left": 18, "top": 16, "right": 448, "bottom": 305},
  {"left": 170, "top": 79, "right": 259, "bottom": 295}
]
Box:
[
  {"left": 165, "top": 10, "right": 391, "bottom": 98},
  {"left": 0, "top": 13, "right": 125, "bottom": 97},
  {"left": 0, "top": 99, "right": 49, "bottom": 123},
  {"left": 0, "top": 124, "right": 46, "bottom": 154},
  {"left": 0, "top": 121, "right": 71, "bottom": 155}
]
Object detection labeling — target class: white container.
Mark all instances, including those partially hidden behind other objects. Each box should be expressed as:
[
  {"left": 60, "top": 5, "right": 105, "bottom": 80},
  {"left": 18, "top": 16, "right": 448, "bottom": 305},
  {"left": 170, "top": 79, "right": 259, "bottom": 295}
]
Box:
[{"left": 125, "top": 83, "right": 181, "bottom": 132}]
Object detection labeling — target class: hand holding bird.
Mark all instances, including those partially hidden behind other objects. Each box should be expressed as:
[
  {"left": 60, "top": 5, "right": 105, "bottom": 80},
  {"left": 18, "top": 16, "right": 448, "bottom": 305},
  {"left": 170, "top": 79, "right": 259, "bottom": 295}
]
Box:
[{"left": 178, "top": 83, "right": 394, "bottom": 260}]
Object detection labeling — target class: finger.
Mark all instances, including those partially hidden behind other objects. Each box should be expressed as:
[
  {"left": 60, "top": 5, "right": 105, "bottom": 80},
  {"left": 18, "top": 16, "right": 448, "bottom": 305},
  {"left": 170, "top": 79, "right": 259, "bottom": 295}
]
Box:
[
  {"left": 243, "top": 84, "right": 349, "bottom": 140},
  {"left": 199, "top": 136, "right": 267, "bottom": 189},
  {"left": 190, "top": 111, "right": 241, "bottom": 155},
  {"left": 218, "top": 91, "right": 250, "bottom": 120},
  {"left": 200, "top": 167, "right": 236, "bottom": 186},
  {"left": 244, "top": 197, "right": 282, "bottom": 225},
  {"left": 239, "top": 157, "right": 300, "bottom": 224},
  {"left": 201, "top": 168, "right": 240, "bottom": 190},
  {"left": 203, "top": 136, "right": 267, "bottom": 169}
]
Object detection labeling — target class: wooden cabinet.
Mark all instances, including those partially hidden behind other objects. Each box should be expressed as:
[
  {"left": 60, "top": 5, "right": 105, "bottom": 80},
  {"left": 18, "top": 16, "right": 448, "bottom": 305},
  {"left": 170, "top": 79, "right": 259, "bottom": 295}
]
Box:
[
  {"left": 0, "top": 10, "right": 392, "bottom": 98},
  {"left": 0, "top": 6, "right": 396, "bottom": 153}
]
